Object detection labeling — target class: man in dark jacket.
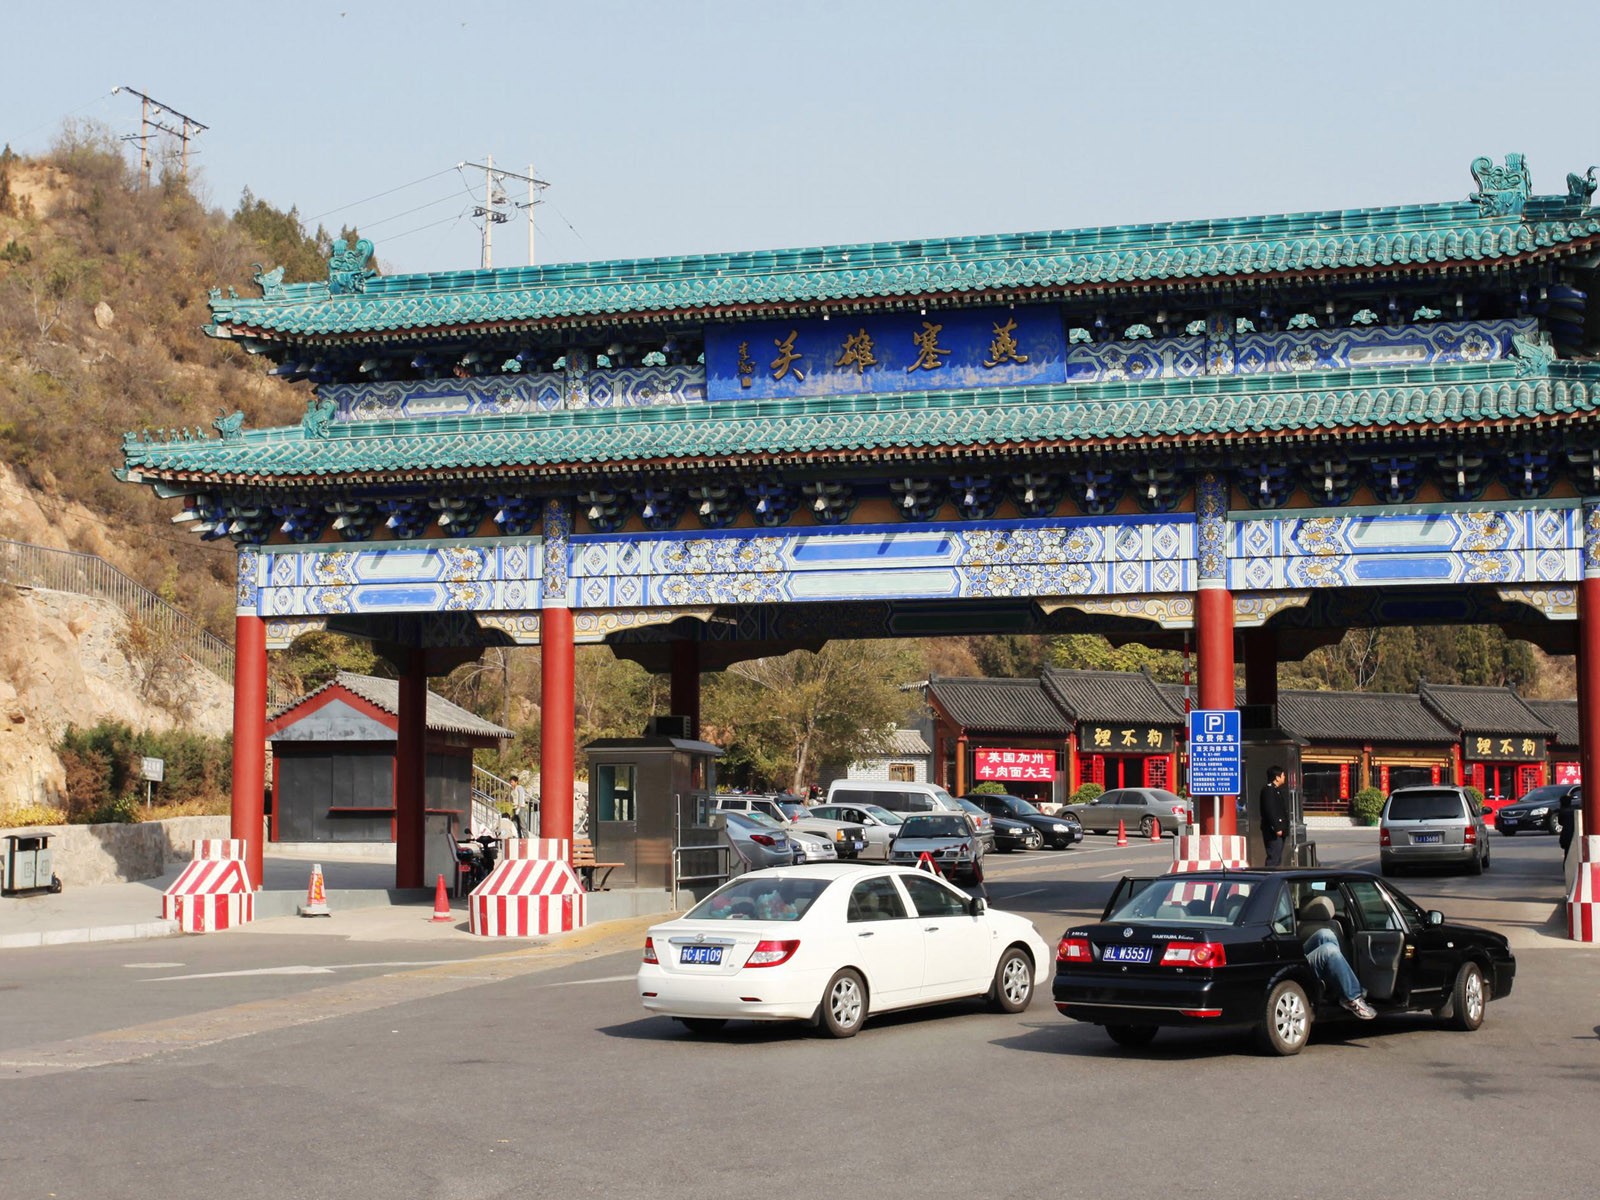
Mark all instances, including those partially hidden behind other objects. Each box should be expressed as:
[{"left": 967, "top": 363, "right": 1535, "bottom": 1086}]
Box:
[
  {"left": 1559, "top": 787, "right": 1580, "bottom": 861},
  {"left": 1260, "top": 766, "right": 1290, "bottom": 867}
]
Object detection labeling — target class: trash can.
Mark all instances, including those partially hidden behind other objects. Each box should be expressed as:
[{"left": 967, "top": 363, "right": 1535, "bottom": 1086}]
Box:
[{"left": 2, "top": 833, "right": 60, "bottom": 895}]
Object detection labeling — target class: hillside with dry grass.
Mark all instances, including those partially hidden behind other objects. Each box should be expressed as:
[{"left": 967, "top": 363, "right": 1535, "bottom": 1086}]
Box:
[{"left": 0, "top": 126, "right": 326, "bottom": 631}]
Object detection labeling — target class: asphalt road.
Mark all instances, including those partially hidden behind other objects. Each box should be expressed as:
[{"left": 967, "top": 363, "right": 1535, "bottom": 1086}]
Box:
[{"left": 2, "top": 828, "right": 1597, "bottom": 1200}]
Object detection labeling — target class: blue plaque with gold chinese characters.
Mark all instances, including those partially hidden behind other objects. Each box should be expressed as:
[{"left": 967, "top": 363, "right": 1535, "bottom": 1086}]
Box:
[{"left": 705, "top": 304, "right": 1067, "bottom": 401}]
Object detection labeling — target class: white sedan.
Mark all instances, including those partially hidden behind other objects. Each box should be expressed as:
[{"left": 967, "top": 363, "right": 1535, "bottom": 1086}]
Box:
[{"left": 637, "top": 864, "right": 1052, "bottom": 1037}]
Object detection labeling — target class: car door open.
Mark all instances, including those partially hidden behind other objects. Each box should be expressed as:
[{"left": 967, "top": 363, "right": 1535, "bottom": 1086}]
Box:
[{"left": 1345, "top": 879, "right": 1405, "bottom": 1001}]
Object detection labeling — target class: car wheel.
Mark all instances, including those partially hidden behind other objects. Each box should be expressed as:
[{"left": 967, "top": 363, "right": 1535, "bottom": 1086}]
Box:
[
  {"left": 1482, "top": 844, "right": 1491, "bottom": 871},
  {"left": 1257, "top": 980, "right": 1311, "bottom": 1056},
  {"left": 819, "top": 969, "right": 867, "bottom": 1038},
  {"left": 1545, "top": 814, "right": 1561, "bottom": 834},
  {"left": 677, "top": 1018, "right": 727, "bottom": 1036},
  {"left": 1443, "top": 961, "right": 1487, "bottom": 1031},
  {"left": 1465, "top": 849, "right": 1484, "bottom": 876},
  {"left": 1139, "top": 816, "right": 1157, "bottom": 839},
  {"left": 988, "top": 947, "right": 1034, "bottom": 1013},
  {"left": 1105, "top": 1023, "right": 1158, "bottom": 1048}
]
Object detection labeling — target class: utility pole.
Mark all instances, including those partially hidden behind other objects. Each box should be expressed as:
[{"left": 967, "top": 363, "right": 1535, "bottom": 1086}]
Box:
[
  {"left": 114, "top": 87, "right": 208, "bottom": 187},
  {"left": 461, "top": 158, "right": 549, "bottom": 267}
]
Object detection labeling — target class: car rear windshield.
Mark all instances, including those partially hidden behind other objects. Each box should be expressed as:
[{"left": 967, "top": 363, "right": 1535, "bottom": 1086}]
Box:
[
  {"left": 1106, "top": 878, "right": 1256, "bottom": 924},
  {"left": 900, "top": 815, "right": 969, "bottom": 838},
  {"left": 1386, "top": 791, "right": 1467, "bottom": 821},
  {"left": 688, "top": 877, "right": 829, "bottom": 922}
]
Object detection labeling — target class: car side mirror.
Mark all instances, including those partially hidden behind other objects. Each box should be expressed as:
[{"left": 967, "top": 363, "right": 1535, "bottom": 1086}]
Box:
[
  {"left": 1480, "top": 805, "right": 1493, "bottom": 816},
  {"left": 1427, "top": 910, "right": 1444, "bottom": 926},
  {"left": 969, "top": 896, "right": 986, "bottom": 916}
]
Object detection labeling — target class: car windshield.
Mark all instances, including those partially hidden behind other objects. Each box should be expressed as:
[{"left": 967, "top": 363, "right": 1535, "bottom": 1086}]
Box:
[
  {"left": 954, "top": 798, "right": 985, "bottom": 815},
  {"left": 728, "top": 810, "right": 787, "bottom": 831},
  {"left": 861, "top": 805, "right": 903, "bottom": 825},
  {"left": 1387, "top": 790, "right": 1467, "bottom": 821},
  {"left": 1514, "top": 786, "right": 1568, "bottom": 805},
  {"left": 776, "top": 801, "right": 808, "bottom": 818},
  {"left": 929, "top": 786, "right": 961, "bottom": 807},
  {"left": 1107, "top": 878, "right": 1256, "bottom": 924},
  {"left": 688, "top": 877, "right": 829, "bottom": 922},
  {"left": 1004, "top": 797, "right": 1040, "bottom": 815},
  {"left": 900, "top": 815, "right": 969, "bottom": 838}
]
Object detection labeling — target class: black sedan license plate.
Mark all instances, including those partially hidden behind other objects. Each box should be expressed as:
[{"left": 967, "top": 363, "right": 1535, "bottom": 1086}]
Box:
[
  {"left": 1103, "top": 945, "right": 1154, "bottom": 964},
  {"left": 680, "top": 945, "right": 723, "bottom": 965}
]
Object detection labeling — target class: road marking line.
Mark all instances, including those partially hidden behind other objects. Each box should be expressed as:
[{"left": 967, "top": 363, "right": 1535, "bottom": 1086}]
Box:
[
  {"left": 541, "top": 973, "right": 636, "bottom": 987},
  {"left": 141, "top": 959, "right": 493, "bottom": 982}
]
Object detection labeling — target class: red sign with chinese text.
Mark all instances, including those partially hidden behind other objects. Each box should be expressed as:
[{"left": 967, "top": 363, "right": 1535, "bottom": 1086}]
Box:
[
  {"left": 1557, "top": 761, "right": 1582, "bottom": 785},
  {"left": 974, "top": 748, "right": 1056, "bottom": 782}
]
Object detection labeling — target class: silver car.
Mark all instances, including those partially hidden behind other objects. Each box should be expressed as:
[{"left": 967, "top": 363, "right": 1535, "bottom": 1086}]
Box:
[
  {"left": 1380, "top": 786, "right": 1490, "bottom": 876},
  {"left": 1064, "top": 787, "right": 1194, "bottom": 839},
  {"left": 717, "top": 810, "right": 797, "bottom": 870},
  {"left": 888, "top": 813, "right": 982, "bottom": 882},
  {"left": 810, "top": 802, "right": 904, "bottom": 860},
  {"left": 789, "top": 828, "right": 841, "bottom": 864}
]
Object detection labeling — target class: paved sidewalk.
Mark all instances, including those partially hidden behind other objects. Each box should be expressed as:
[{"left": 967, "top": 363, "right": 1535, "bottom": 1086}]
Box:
[{"left": 0, "top": 851, "right": 434, "bottom": 949}]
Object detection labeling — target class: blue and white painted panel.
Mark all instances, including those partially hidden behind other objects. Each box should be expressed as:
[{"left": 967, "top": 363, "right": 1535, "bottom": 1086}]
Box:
[
  {"left": 1228, "top": 505, "right": 1580, "bottom": 590},
  {"left": 320, "top": 365, "right": 706, "bottom": 423},
  {"left": 255, "top": 540, "right": 543, "bottom": 616},
  {"left": 568, "top": 518, "right": 1194, "bottom": 607}
]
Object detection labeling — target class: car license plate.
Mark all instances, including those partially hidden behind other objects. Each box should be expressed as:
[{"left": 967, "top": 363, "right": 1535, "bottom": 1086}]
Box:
[
  {"left": 679, "top": 945, "right": 723, "bottom": 965},
  {"left": 1412, "top": 832, "right": 1442, "bottom": 844},
  {"left": 1102, "top": 945, "right": 1154, "bottom": 964}
]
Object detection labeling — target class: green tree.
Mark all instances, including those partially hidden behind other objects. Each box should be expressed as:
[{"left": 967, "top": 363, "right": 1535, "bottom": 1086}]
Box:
[
  {"left": 233, "top": 188, "right": 328, "bottom": 283},
  {"left": 1047, "top": 634, "right": 1185, "bottom": 680},
  {"left": 703, "top": 641, "right": 919, "bottom": 793},
  {"left": 273, "top": 631, "right": 386, "bottom": 697}
]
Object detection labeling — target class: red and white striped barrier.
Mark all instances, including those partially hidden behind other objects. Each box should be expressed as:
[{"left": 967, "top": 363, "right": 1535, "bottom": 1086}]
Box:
[
  {"left": 162, "top": 840, "right": 256, "bottom": 933},
  {"left": 468, "top": 857, "right": 586, "bottom": 937},
  {"left": 499, "top": 838, "right": 570, "bottom": 862},
  {"left": 1566, "top": 835, "right": 1600, "bottom": 942},
  {"left": 1168, "top": 834, "right": 1249, "bottom": 874}
]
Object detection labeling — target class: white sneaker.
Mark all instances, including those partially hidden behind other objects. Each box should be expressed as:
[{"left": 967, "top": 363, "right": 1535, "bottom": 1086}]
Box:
[{"left": 1340, "top": 996, "right": 1377, "bottom": 1020}]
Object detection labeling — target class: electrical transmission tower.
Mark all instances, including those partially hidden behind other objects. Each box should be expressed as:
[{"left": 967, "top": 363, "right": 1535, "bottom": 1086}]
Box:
[
  {"left": 461, "top": 156, "right": 550, "bottom": 268},
  {"left": 114, "top": 87, "right": 208, "bottom": 187}
]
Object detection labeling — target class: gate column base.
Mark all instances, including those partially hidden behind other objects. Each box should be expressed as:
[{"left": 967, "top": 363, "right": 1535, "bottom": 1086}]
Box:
[
  {"left": 1168, "top": 834, "right": 1249, "bottom": 873},
  {"left": 1566, "top": 835, "right": 1600, "bottom": 941}
]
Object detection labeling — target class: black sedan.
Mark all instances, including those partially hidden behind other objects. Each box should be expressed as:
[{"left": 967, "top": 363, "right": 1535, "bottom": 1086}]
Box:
[
  {"left": 1053, "top": 868, "right": 1515, "bottom": 1056},
  {"left": 966, "top": 793, "right": 1083, "bottom": 849},
  {"left": 1494, "top": 784, "right": 1579, "bottom": 835},
  {"left": 992, "top": 814, "right": 1043, "bottom": 852}
]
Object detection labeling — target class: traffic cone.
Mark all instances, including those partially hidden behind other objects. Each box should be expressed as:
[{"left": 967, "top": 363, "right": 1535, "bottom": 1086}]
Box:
[
  {"left": 298, "top": 863, "right": 331, "bottom": 917},
  {"left": 430, "top": 873, "right": 454, "bottom": 923},
  {"left": 1149, "top": 818, "right": 1161, "bottom": 842},
  {"left": 1116, "top": 820, "right": 1128, "bottom": 847}
]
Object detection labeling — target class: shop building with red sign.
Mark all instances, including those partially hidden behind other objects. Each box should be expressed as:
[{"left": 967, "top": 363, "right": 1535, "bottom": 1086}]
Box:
[
  {"left": 1530, "top": 700, "right": 1581, "bottom": 785},
  {"left": 1419, "top": 682, "right": 1556, "bottom": 811}
]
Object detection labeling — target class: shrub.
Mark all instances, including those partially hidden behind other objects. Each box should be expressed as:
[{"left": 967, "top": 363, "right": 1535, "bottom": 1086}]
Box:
[
  {"left": 1464, "top": 786, "right": 1486, "bottom": 811},
  {"left": 968, "top": 781, "right": 1006, "bottom": 795},
  {"left": 0, "top": 801, "right": 67, "bottom": 829},
  {"left": 56, "top": 721, "right": 231, "bottom": 822},
  {"left": 1070, "top": 782, "right": 1104, "bottom": 805},
  {"left": 1352, "top": 786, "right": 1385, "bottom": 825}
]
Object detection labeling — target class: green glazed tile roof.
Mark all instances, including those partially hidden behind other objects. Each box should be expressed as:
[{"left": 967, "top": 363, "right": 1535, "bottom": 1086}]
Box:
[
  {"left": 120, "top": 361, "right": 1600, "bottom": 484},
  {"left": 209, "top": 199, "right": 1600, "bottom": 339}
]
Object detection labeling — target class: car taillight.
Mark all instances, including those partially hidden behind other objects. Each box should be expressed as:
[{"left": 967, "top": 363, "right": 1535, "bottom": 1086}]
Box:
[
  {"left": 1160, "top": 941, "right": 1226, "bottom": 967},
  {"left": 1171, "top": 806, "right": 1187, "bottom": 818},
  {"left": 745, "top": 939, "right": 799, "bottom": 968},
  {"left": 642, "top": 936, "right": 658, "bottom": 964},
  {"left": 750, "top": 834, "right": 776, "bottom": 846},
  {"left": 1379, "top": 827, "right": 1391, "bottom": 846},
  {"left": 1057, "top": 935, "right": 1092, "bottom": 963},
  {"left": 1463, "top": 824, "right": 1477, "bottom": 844}
]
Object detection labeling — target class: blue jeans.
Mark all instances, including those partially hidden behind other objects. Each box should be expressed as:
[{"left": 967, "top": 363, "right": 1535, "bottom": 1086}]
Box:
[{"left": 1303, "top": 928, "right": 1363, "bottom": 1003}]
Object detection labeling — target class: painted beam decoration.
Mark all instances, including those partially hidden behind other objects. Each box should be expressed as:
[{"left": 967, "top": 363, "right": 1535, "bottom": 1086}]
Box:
[{"left": 705, "top": 306, "right": 1066, "bottom": 401}]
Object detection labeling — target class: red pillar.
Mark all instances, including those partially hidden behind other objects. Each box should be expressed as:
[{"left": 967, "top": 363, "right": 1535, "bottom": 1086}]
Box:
[
  {"left": 1197, "top": 586, "right": 1237, "bottom": 836},
  {"left": 670, "top": 640, "right": 701, "bottom": 740},
  {"left": 231, "top": 614, "right": 267, "bottom": 888},
  {"left": 1581, "top": 578, "right": 1600, "bottom": 837},
  {"left": 395, "top": 650, "right": 427, "bottom": 889},
  {"left": 1242, "top": 628, "right": 1278, "bottom": 709},
  {"left": 540, "top": 605, "right": 576, "bottom": 842},
  {"left": 955, "top": 734, "right": 969, "bottom": 797}
]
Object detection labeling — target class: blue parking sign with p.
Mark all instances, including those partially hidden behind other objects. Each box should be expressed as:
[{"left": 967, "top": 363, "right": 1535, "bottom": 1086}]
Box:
[{"left": 1187, "top": 709, "right": 1242, "bottom": 796}]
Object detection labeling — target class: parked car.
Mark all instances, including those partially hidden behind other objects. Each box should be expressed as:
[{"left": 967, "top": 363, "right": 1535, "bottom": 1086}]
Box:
[
  {"left": 787, "top": 813, "right": 870, "bottom": 859},
  {"left": 713, "top": 794, "right": 795, "bottom": 824},
  {"left": 826, "top": 780, "right": 968, "bottom": 816},
  {"left": 810, "top": 802, "right": 904, "bottom": 860},
  {"left": 1494, "top": 783, "right": 1579, "bottom": 836},
  {"left": 888, "top": 813, "right": 984, "bottom": 882},
  {"left": 952, "top": 797, "right": 997, "bottom": 854},
  {"left": 789, "top": 828, "right": 840, "bottom": 864},
  {"left": 716, "top": 810, "right": 797, "bottom": 870},
  {"left": 992, "top": 814, "right": 1043, "bottom": 852},
  {"left": 1379, "top": 786, "right": 1490, "bottom": 875},
  {"left": 1052, "top": 868, "right": 1515, "bottom": 1056},
  {"left": 637, "top": 864, "right": 1052, "bottom": 1037},
  {"left": 1063, "top": 787, "right": 1193, "bottom": 839},
  {"left": 967, "top": 792, "right": 1082, "bottom": 849}
]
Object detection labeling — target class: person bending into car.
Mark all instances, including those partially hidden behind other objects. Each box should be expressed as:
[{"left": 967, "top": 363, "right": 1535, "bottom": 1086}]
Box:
[{"left": 1300, "top": 897, "right": 1376, "bottom": 1020}]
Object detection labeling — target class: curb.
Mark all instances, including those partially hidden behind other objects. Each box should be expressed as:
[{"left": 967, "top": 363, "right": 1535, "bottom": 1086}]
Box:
[{"left": 0, "top": 919, "right": 180, "bottom": 950}]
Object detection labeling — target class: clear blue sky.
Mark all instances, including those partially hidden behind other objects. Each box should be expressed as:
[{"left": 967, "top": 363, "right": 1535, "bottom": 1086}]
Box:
[{"left": 9, "top": 1, "right": 1600, "bottom": 278}]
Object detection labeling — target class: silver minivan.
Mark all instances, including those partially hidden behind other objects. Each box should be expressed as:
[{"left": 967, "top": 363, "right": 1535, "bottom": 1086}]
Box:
[{"left": 1379, "top": 786, "right": 1490, "bottom": 876}]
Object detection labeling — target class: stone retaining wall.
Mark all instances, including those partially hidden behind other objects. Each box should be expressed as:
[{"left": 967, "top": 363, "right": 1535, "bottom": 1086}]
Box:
[{"left": 8, "top": 815, "right": 230, "bottom": 886}]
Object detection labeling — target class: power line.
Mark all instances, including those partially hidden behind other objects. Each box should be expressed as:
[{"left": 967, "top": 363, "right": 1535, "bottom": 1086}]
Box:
[
  {"left": 384, "top": 210, "right": 473, "bottom": 245},
  {"left": 351, "top": 191, "right": 466, "bottom": 232},
  {"left": 114, "top": 87, "right": 207, "bottom": 186},
  {"left": 305, "top": 166, "right": 460, "bottom": 223}
]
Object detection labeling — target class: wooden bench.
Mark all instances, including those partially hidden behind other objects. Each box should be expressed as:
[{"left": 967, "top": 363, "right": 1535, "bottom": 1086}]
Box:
[{"left": 572, "top": 837, "right": 624, "bottom": 890}]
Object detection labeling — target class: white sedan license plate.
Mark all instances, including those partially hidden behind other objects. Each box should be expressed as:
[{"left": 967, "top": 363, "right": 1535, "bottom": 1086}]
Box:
[
  {"left": 680, "top": 945, "right": 724, "bottom": 965},
  {"left": 1103, "top": 945, "right": 1154, "bottom": 964}
]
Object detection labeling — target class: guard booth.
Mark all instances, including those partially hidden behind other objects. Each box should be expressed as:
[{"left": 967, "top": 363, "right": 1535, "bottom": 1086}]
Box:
[
  {"left": 1239, "top": 705, "right": 1313, "bottom": 868},
  {"left": 584, "top": 718, "right": 723, "bottom": 891}
]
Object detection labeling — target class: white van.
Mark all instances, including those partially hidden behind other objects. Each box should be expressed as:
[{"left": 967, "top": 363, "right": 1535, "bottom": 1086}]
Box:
[{"left": 825, "top": 780, "right": 966, "bottom": 816}]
